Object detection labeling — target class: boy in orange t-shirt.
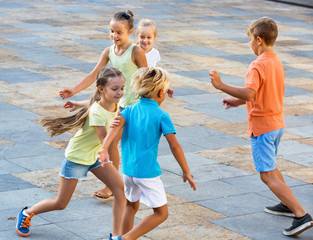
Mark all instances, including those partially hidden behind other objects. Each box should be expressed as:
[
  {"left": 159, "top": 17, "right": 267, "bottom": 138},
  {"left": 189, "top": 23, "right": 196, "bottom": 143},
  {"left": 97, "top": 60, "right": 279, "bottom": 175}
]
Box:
[{"left": 209, "top": 17, "right": 313, "bottom": 236}]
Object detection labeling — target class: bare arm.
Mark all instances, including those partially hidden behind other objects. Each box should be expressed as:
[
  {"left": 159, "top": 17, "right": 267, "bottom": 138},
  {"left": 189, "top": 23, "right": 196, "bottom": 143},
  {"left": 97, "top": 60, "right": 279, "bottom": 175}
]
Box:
[
  {"left": 209, "top": 70, "right": 256, "bottom": 101},
  {"left": 59, "top": 47, "right": 110, "bottom": 99},
  {"left": 98, "top": 116, "right": 125, "bottom": 165},
  {"left": 63, "top": 100, "right": 89, "bottom": 112},
  {"left": 132, "top": 45, "right": 148, "bottom": 68},
  {"left": 165, "top": 133, "right": 197, "bottom": 190},
  {"left": 95, "top": 126, "right": 108, "bottom": 144}
]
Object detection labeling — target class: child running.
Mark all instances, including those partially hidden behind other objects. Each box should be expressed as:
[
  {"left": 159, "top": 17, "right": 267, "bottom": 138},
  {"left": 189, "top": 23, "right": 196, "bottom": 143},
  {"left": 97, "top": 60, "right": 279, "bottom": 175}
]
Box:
[
  {"left": 16, "top": 67, "right": 126, "bottom": 238},
  {"left": 136, "top": 19, "right": 161, "bottom": 67},
  {"left": 209, "top": 17, "right": 313, "bottom": 236},
  {"left": 97, "top": 67, "right": 197, "bottom": 240},
  {"left": 59, "top": 10, "right": 147, "bottom": 200}
]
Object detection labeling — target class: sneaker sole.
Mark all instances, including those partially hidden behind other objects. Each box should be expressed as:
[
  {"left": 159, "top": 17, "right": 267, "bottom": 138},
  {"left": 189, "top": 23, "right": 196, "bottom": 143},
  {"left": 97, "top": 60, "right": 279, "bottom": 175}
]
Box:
[
  {"left": 16, "top": 228, "right": 29, "bottom": 237},
  {"left": 283, "top": 221, "right": 313, "bottom": 236},
  {"left": 264, "top": 207, "right": 295, "bottom": 217}
]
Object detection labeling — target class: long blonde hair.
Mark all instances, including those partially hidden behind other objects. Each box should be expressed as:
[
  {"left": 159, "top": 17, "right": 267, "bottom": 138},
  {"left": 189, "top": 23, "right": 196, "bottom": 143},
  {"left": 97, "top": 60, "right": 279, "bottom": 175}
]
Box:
[
  {"left": 40, "top": 67, "right": 124, "bottom": 137},
  {"left": 131, "top": 67, "right": 170, "bottom": 99}
]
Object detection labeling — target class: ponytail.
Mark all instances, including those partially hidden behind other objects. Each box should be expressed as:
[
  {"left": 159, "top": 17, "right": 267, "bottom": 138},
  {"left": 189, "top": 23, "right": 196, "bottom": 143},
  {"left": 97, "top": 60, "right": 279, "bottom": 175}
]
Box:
[{"left": 40, "top": 67, "right": 123, "bottom": 137}]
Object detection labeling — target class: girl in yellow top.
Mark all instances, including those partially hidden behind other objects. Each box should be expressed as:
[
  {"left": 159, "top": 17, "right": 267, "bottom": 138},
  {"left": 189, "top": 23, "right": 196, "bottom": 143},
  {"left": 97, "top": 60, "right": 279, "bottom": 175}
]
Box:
[{"left": 16, "top": 67, "right": 126, "bottom": 238}]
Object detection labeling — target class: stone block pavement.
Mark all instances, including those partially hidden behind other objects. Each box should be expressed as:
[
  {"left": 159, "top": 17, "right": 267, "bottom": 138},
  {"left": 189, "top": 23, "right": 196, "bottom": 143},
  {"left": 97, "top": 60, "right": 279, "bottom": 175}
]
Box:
[{"left": 0, "top": 0, "right": 312, "bottom": 239}]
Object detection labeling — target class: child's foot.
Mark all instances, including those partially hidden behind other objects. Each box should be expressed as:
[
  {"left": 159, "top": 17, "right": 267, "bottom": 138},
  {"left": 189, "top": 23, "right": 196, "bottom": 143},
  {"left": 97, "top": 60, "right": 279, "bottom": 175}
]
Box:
[
  {"left": 16, "top": 207, "right": 35, "bottom": 237},
  {"left": 109, "top": 233, "right": 122, "bottom": 240},
  {"left": 283, "top": 213, "right": 313, "bottom": 236},
  {"left": 93, "top": 187, "right": 113, "bottom": 199},
  {"left": 264, "top": 202, "right": 295, "bottom": 217}
]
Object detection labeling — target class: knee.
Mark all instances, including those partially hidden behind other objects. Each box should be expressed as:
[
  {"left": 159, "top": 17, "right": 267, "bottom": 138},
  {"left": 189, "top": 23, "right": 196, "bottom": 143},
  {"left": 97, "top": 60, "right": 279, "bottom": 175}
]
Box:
[
  {"left": 54, "top": 200, "right": 68, "bottom": 210},
  {"left": 127, "top": 201, "right": 140, "bottom": 212},
  {"left": 156, "top": 207, "right": 168, "bottom": 222},
  {"left": 260, "top": 171, "right": 277, "bottom": 185}
]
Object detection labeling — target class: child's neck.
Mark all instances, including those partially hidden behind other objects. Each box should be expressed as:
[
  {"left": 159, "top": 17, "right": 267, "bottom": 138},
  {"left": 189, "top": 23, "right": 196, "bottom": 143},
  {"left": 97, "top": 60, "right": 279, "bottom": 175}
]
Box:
[
  {"left": 98, "top": 99, "right": 117, "bottom": 112},
  {"left": 115, "top": 41, "right": 131, "bottom": 52},
  {"left": 258, "top": 45, "right": 274, "bottom": 55},
  {"left": 143, "top": 46, "right": 152, "bottom": 54}
]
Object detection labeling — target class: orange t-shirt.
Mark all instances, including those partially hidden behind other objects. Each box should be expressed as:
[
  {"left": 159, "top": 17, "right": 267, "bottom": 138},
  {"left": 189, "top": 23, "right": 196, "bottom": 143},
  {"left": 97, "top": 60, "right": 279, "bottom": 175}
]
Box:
[{"left": 245, "top": 52, "right": 285, "bottom": 137}]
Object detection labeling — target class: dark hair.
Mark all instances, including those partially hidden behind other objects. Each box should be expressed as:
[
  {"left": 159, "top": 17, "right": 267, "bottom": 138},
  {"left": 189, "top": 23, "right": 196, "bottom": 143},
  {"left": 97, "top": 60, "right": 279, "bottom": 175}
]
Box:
[
  {"left": 40, "top": 67, "right": 124, "bottom": 137},
  {"left": 248, "top": 17, "right": 278, "bottom": 46},
  {"left": 112, "top": 10, "right": 134, "bottom": 30}
]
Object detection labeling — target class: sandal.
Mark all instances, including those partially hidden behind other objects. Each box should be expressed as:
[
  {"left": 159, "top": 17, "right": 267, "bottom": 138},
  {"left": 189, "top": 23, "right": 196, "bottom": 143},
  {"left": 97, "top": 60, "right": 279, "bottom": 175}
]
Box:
[{"left": 93, "top": 190, "right": 113, "bottom": 199}]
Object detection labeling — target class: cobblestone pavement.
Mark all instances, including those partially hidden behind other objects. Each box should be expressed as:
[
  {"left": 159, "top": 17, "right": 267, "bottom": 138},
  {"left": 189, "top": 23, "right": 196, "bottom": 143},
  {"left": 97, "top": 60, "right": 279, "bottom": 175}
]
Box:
[{"left": 0, "top": 0, "right": 312, "bottom": 239}]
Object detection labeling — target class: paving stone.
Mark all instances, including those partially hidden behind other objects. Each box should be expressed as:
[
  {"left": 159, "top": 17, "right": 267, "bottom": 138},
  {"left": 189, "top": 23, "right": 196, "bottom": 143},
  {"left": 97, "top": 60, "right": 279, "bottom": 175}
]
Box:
[
  {"left": 285, "top": 114, "right": 313, "bottom": 127},
  {"left": 165, "top": 180, "right": 249, "bottom": 202},
  {"left": 211, "top": 212, "right": 293, "bottom": 238},
  {"left": 1, "top": 142, "right": 64, "bottom": 161},
  {"left": 0, "top": 188, "right": 55, "bottom": 211},
  {"left": 172, "top": 86, "right": 208, "bottom": 96},
  {"left": 221, "top": 174, "right": 306, "bottom": 193},
  {"left": 278, "top": 140, "right": 313, "bottom": 155},
  {"left": 186, "top": 103, "right": 248, "bottom": 122},
  {"left": 0, "top": 224, "right": 85, "bottom": 240},
  {"left": 175, "top": 92, "right": 222, "bottom": 105},
  {"left": 197, "top": 192, "right": 277, "bottom": 217},
  {"left": 253, "top": 230, "right": 313, "bottom": 240},
  {"left": 0, "top": 174, "right": 35, "bottom": 192}
]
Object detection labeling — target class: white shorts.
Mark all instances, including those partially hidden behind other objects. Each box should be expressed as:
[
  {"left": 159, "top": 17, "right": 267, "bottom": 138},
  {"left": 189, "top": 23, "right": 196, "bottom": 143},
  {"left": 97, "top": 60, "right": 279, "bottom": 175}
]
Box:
[{"left": 123, "top": 174, "right": 167, "bottom": 208}]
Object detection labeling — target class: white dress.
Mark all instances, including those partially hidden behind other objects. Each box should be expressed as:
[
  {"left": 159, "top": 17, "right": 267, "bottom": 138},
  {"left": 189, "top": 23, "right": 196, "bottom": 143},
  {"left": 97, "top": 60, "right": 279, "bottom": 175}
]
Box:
[{"left": 145, "top": 48, "right": 161, "bottom": 67}]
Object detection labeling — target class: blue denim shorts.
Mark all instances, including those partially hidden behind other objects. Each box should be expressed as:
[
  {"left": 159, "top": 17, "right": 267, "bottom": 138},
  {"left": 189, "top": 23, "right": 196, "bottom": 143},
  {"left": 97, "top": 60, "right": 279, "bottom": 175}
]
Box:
[
  {"left": 250, "top": 128, "right": 284, "bottom": 172},
  {"left": 60, "top": 157, "right": 101, "bottom": 179}
]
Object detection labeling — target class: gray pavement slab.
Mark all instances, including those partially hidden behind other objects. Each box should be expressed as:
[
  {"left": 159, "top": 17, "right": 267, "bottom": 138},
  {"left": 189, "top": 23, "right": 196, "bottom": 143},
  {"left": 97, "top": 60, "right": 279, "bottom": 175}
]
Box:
[
  {"left": 221, "top": 174, "right": 306, "bottom": 193},
  {"left": 197, "top": 192, "right": 277, "bottom": 217},
  {"left": 166, "top": 180, "right": 249, "bottom": 202},
  {"left": 0, "top": 174, "right": 35, "bottom": 192}
]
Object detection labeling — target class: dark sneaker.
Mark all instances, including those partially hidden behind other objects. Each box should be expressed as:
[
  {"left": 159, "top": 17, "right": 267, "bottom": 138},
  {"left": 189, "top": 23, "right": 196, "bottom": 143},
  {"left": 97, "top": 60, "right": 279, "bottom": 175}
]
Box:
[
  {"left": 16, "top": 207, "right": 35, "bottom": 237},
  {"left": 109, "top": 233, "right": 122, "bottom": 240},
  {"left": 283, "top": 213, "right": 313, "bottom": 236},
  {"left": 264, "top": 202, "right": 295, "bottom": 217}
]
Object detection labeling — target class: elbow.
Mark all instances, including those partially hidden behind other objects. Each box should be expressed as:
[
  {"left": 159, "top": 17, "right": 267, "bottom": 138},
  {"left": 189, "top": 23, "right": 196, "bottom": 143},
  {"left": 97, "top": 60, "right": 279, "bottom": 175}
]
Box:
[{"left": 245, "top": 90, "right": 256, "bottom": 101}]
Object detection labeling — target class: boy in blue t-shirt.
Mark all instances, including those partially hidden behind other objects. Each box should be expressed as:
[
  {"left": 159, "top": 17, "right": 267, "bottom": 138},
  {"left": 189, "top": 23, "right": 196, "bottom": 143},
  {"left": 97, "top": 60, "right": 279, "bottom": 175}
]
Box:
[{"left": 98, "top": 67, "right": 196, "bottom": 240}]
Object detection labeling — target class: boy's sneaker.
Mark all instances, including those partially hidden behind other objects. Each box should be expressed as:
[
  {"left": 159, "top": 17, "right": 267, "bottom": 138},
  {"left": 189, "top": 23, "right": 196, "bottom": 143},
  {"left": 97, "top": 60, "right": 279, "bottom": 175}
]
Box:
[
  {"left": 264, "top": 202, "right": 295, "bottom": 217},
  {"left": 109, "top": 233, "right": 122, "bottom": 240},
  {"left": 283, "top": 213, "right": 313, "bottom": 236},
  {"left": 16, "top": 207, "right": 35, "bottom": 237}
]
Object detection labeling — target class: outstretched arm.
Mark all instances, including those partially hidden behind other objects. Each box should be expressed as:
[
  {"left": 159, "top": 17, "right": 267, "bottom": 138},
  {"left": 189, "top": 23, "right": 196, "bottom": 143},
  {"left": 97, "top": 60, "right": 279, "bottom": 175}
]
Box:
[
  {"left": 209, "top": 70, "right": 256, "bottom": 101},
  {"left": 98, "top": 116, "right": 125, "bottom": 166},
  {"left": 63, "top": 100, "right": 89, "bottom": 112},
  {"left": 59, "top": 47, "right": 110, "bottom": 99},
  {"left": 165, "top": 133, "right": 197, "bottom": 190}
]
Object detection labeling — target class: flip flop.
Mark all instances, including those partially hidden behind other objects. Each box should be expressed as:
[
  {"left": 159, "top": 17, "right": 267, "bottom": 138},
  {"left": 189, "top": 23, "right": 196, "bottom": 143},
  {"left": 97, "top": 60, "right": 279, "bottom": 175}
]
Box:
[{"left": 93, "top": 191, "right": 113, "bottom": 199}]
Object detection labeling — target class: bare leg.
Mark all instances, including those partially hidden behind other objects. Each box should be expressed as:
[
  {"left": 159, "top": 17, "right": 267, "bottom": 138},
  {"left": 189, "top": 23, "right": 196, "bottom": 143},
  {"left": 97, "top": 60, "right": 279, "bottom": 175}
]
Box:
[
  {"left": 122, "top": 204, "right": 168, "bottom": 240},
  {"left": 122, "top": 200, "right": 140, "bottom": 234},
  {"left": 92, "top": 163, "right": 126, "bottom": 236},
  {"left": 94, "top": 129, "right": 123, "bottom": 198},
  {"left": 260, "top": 169, "right": 306, "bottom": 217},
  {"left": 26, "top": 177, "right": 78, "bottom": 215}
]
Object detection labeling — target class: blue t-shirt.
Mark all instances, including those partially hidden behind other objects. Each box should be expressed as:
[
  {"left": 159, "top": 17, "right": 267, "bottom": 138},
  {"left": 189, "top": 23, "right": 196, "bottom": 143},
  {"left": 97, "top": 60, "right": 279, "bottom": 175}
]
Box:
[{"left": 120, "top": 98, "right": 176, "bottom": 178}]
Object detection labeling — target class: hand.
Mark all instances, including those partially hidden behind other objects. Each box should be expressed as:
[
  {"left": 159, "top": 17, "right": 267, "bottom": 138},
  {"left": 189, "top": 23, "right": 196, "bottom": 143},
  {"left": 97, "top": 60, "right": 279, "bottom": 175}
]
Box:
[
  {"left": 209, "top": 70, "right": 223, "bottom": 90},
  {"left": 110, "top": 111, "right": 122, "bottom": 128},
  {"left": 222, "top": 97, "right": 240, "bottom": 109},
  {"left": 63, "top": 101, "right": 78, "bottom": 112},
  {"left": 97, "top": 147, "right": 110, "bottom": 167},
  {"left": 59, "top": 88, "right": 74, "bottom": 99},
  {"left": 167, "top": 88, "right": 174, "bottom": 98},
  {"left": 183, "top": 172, "right": 197, "bottom": 191}
]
